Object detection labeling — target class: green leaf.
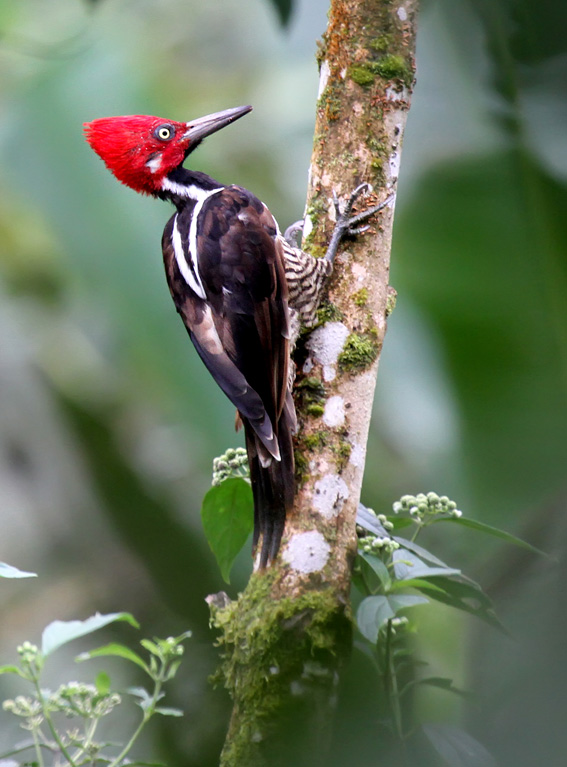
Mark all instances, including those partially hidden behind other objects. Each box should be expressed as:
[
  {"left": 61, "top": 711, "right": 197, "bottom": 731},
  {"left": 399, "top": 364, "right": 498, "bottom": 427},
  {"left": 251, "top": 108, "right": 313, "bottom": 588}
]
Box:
[
  {"left": 401, "top": 676, "right": 473, "bottom": 701},
  {"left": 423, "top": 723, "right": 498, "bottom": 766},
  {"left": 127, "top": 686, "right": 153, "bottom": 701},
  {"left": 356, "top": 594, "right": 428, "bottom": 643},
  {"left": 389, "top": 577, "right": 449, "bottom": 595},
  {"left": 171, "top": 630, "right": 192, "bottom": 644},
  {"left": 201, "top": 478, "right": 254, "bottom": 583},
  {"left": 393, "top": 537, "right": 453, "bottom": 568},
  {"left": 123, "top": 763, "right": 167, "bottom": 767},
  {"left": 0, "top": 562, "right": 37, "bottom": 579},
  {"left": 412, "top": 576, "right": 506, "bottom": 633},
  {"left": 41, "top": 612, "right": 139, "bottom": 657},
  {"left": 0, "top": 664, "right": 27, "bottom": 678},
  {"left": 393, "top": 549, "right": 462, "bottom": 580},
  {"left": 154, "top": 706, "right": 183, "bottom": 717},
  {"left": 444, "top": 516, "right": 547, "bottom": 556},
  {"left": 140, "top": 639, "right": 160, "bottom": 656},
  {"left": 95, "top": 671, "right": 111, "bottom": 695},
  {"left": 358, "top": 551, "right": 392, "bottom": 589},
  {"left": 165, "top": 660, "right": 182, "bottom": 681},
  {"left": 356, "top": 504, "right": 392, "bottom": 536},
  {"left": 419, "top": 676, "right": 473, "bottom": 700},
  {"left": 127, "top": 686, "right": 163, "bottom": 712},
  {"left": 123, "top": 764, "right": 167, "bottom": 767},
  {"left": 77, "top": 642, "right": 149, "bottom": 672}
]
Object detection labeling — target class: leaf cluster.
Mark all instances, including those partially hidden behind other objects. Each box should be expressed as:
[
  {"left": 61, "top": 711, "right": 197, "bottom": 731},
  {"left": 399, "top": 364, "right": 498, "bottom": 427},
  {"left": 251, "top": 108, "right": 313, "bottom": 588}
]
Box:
[
  {"left": 351, "top": 494, "right": 542, "bottom": 765},
  {"left": 0, "top": 613, "right": 191, "bottom": 767}
]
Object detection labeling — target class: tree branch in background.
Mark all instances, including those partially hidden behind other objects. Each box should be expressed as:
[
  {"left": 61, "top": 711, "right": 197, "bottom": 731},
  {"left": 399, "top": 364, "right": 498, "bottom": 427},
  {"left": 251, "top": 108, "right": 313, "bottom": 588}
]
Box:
[{"left": 215, "top": 2, "right": 419, "bottom": 764}]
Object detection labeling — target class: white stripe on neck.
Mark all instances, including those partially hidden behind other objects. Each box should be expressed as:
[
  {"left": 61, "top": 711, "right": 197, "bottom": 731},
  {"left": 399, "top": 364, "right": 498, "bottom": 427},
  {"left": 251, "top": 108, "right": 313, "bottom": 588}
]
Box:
[{"left": 161, "top": 177, "right": 221, "bottom": 201}]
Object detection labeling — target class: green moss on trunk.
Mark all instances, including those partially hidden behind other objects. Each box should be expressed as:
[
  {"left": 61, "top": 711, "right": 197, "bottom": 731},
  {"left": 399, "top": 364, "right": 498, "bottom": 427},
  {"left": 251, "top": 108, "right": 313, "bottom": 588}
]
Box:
[
  {"left": 214, "top": 574, "right": 352, "bottom": 766},
  {"left": 338, "top": 332, "right": 380, "bottom": 372}
]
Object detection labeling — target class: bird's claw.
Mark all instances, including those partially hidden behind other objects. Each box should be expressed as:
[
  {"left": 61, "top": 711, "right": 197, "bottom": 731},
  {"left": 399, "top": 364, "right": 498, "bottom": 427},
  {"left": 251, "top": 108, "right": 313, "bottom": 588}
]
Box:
[
  {"left": 334, "top": 183, "right": 393, "bottom": 235},
  {"left": 283, "top": 219, "right": 304, "bottom": 248},
  {"left": 332, "top": 182, "right": 372, "bottom": 224},
  {"left": 325, "top": 185, "right": 394, "bottom": 263},
  {"left": 341, "top": 198, "right": 393, "bottom": 235},
  {"left": 345, "top": 224, "right": 371, "bottom": 236}
]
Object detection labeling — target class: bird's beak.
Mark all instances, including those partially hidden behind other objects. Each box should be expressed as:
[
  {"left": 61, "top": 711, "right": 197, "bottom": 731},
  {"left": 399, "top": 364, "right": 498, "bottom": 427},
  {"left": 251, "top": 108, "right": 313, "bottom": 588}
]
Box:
[{"left": 183, "top": 105, "right": 252, "bottom": 143}]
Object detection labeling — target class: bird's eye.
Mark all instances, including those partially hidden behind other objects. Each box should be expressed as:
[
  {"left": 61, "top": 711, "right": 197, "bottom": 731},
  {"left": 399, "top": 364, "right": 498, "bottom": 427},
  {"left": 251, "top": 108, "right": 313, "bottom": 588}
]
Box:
[{"left": 155, "top": 125, "right": 174, "bottom": 142}]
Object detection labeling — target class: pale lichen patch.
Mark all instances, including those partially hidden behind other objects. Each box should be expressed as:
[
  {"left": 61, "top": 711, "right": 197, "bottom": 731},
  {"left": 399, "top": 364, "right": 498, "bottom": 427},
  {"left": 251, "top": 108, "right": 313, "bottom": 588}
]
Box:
[
  {"left": 282, "top": 530, "right": 331, "bottom": 573},
  {"left": 389, "top": 150, "right": 401, "bottom": 184},
  {"left": 309, "top": 457, "right": 330, "bottom": 475},
  {"left": 305, "top": 321, "right": 350, "bottom": 382},
  {"left": 323, "top": 395, "right": 346, "bottom": 428},
  {"left": 348, "top": 440, "right": 366, "bottom": 468},
  {"left": 318, "top": 59, "right": 331, "bottom": 98},
  {"left": 303, "top": 215, "right": 314, "bottom": 240},
  {"left": 351, "top": 263, "right": 367, "bottom": 283},
  {"left": 313, "top": 474, "right": 349, "bottom": 519},
  {"left": 386, "top": 85, "right": 409, "bottom": 103}
]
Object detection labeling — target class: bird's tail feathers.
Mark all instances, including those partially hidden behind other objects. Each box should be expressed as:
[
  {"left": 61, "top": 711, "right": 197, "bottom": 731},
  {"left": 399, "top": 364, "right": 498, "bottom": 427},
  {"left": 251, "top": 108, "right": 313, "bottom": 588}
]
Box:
[{"left": 245, "top": 402, "right": 295, "bottom": 568}]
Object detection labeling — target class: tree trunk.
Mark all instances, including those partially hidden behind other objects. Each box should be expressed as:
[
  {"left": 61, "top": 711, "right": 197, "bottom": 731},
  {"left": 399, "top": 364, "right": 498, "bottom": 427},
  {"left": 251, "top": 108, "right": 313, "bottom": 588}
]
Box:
[{"left": 215, "top": 2, "right": 419, "bottom": 764}]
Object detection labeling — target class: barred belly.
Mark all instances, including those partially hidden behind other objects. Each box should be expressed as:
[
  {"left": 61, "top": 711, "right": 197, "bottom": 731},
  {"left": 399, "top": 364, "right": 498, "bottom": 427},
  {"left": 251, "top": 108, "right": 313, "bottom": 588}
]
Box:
[{"left": 280, "top": 239, "right": 332, "bottom": 328}]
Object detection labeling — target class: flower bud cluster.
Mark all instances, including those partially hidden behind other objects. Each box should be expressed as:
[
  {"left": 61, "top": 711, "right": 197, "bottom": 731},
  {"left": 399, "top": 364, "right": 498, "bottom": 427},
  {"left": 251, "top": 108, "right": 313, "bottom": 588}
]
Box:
[
  {"left": 51, "top": 682, "right": 121, "bottom": 718},
  {"left": 212, "top": 447, "right": 249, "bottom": 485},
  {"left": 392, "top": 492, "right": 462, "bottom": 521},
  {"left": 17, "top": 641, "right": 39, "bottom": 664},
  {"left": 3, "top": 695, "right": 43, "bottom": 725},
  {"left": 359, "top": 535, "right": 400, "bottom": 556},
  {"left": 162, "top": 636, "right": 185, "bottom": 658},
  {"left": 376, "top": 513, "right": 394, "bottom": 531},
  {"left": 388, "top": 616, "right": 409, "bottom": 635}
]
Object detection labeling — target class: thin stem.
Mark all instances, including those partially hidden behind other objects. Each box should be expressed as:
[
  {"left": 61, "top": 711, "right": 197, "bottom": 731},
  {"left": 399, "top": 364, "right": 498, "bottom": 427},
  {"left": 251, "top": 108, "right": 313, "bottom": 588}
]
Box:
[
  {"left": 0, "top": 742, "right": 42, "bottom": 760},
  {"left": 107, "top": 679, "right": 163, "bottom": 767},
  {"left": 410, "top": 521, "right": 423, "bottom": 543},
  {"left": 72, "top": 715, "right": 100, "bottom": 764},
  {"left": 384, "top": 620, "right": 404, "bottom": 741},
  {"left": 31, "top": 726, "right": 45, "bottom": 767},
  {"left": 33, "top": 678, "right": 77, "bottom": 767},
  {"left": 107, "top": 714, "right": 148, "bottom": 767}
]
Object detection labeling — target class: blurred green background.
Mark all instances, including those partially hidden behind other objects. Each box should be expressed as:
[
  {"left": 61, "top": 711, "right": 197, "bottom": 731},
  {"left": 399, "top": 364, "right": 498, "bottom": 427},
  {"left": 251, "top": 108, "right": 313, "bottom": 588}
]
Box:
[{"left": 1, "top": 0, "right": 566, "bottom": 764}]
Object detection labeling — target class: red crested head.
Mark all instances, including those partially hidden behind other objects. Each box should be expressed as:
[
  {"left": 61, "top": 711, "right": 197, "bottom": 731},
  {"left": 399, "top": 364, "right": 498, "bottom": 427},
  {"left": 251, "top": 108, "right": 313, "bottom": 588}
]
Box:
[
  {"left": 84, "top": 115, "right": 188, "bottom": 195},
  {"left": 83, "top": 106, "right": 252, "bottom": 196}
]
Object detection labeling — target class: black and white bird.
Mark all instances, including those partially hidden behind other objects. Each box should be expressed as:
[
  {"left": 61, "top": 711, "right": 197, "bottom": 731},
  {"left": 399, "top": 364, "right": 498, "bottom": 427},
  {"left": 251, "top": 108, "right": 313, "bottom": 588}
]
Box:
[{"left": 84, "top": 105, "right": 387, "bottom": 566}]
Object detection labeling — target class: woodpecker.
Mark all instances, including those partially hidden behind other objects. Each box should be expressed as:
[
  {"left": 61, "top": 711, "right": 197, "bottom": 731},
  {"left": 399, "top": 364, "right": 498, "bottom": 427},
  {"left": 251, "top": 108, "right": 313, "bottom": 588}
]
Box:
[{"left": 84, "top": 105, "right": 389, "bottom": 568}]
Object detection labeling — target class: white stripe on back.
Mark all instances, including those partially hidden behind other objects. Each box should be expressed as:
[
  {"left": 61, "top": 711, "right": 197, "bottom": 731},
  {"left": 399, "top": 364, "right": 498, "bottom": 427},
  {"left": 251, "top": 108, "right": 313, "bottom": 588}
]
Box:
[
  {"left": 168, "top": 184, "right": 223, "bottom": 299},
  {"left": 171, "top": 214, "right": 206, "bottom": 299}
]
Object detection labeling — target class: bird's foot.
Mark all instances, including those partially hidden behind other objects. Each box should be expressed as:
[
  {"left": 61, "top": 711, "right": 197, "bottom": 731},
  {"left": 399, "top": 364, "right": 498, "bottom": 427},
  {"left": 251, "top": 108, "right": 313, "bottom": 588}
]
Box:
[
  {"left": 283, "top": 219, "right": 304, "bottom": 248},
  {"left": 325, "top": 183, "right": 394, "bottom": 264}
]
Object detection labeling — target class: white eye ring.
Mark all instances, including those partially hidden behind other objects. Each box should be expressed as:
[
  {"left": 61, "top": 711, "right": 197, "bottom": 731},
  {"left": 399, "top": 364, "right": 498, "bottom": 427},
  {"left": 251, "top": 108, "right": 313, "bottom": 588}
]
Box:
[{"left": 155, "top": 125, "right": 173, "bottom": 141}]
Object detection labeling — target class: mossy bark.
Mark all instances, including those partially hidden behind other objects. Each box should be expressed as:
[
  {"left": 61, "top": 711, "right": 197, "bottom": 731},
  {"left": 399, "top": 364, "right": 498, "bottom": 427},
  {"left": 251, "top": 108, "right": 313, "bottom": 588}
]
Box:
[{"left": 216, "top": 2, "right": 419, "bottom": 764}]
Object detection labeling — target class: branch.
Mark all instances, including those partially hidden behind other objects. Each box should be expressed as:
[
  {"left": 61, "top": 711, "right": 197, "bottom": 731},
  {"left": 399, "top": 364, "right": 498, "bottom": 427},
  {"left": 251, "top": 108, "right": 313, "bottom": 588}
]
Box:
[
  {"left": 287, "top": 0, "right": 418, "bottom": 593},
  {"left": 215, "top": 2, "right": 419, "bottom": 764}
]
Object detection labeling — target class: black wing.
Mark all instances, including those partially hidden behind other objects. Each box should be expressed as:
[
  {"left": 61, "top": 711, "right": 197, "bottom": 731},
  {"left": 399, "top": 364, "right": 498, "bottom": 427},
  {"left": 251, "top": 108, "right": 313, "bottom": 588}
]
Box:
[{"left": 162, "top": 185, "right": 295, "bottom": 566}]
